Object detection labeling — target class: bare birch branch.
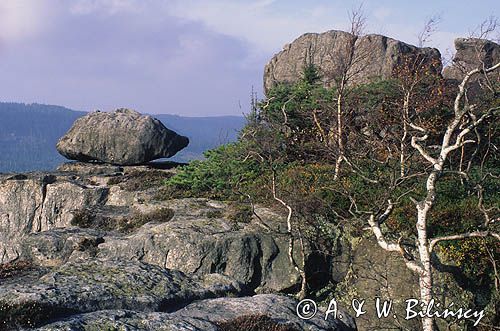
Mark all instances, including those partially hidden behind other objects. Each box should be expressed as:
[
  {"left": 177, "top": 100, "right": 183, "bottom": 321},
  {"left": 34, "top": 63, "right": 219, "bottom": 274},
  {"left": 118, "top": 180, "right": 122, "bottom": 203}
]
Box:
[{"left": 430, "top": 231, "right": 500, "bottom": 251}]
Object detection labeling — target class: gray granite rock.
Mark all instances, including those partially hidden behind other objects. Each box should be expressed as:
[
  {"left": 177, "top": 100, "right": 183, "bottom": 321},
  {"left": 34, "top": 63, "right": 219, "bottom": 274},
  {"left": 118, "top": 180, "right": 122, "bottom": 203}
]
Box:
[
  {"left": 56, "top": 109, "right": 189, "bottom": 165},
  {"left": 97, "top": 198, "right": 307, "bottom": 293},
  {"left": 263, "top": 30, "right": 441, "bottom": 93},
  {"left": 0, "top": 173, "right": 108, "bottom": 264},
  {"left": 20, "top": 227, "right": 105, "bottom": 267},
  {"left": 0, "top": 258, "right": 242, "bottom": 330},
  {"left": 0, "top": 166, "right": 320, "bottom": 294},
  {"left": 443, "top": 37, "right": 500, "bottom": 81},
  {"left": 36, "top": 294, "right": 356, "bottom": 331}
]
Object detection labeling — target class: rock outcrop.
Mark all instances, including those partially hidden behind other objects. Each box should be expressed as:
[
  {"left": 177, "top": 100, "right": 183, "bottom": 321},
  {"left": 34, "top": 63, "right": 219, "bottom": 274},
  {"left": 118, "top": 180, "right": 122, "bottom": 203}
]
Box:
[
  {"left": 0, "top": 163, "right": 354, "bottom": 330},
  {"left": 0, "top": 163, "right": 325, "bottom": 294},
  {"left": 0, "top": 173, "right": 108, "bottom": 264},
  {"left": 264, "top": 30, "right": 442, "bottom": 93},
  {"left": 443, "top": 37, "right": 500, "bottom": 80},
  {"left": 56, "top": 109, "right": 189, "bottom": 165},
  {"left": 98, "top": 198, "right": 309, "bottom": 293},
  {"left": 10, "top": 30, "right": 500, "bottom": 331}
]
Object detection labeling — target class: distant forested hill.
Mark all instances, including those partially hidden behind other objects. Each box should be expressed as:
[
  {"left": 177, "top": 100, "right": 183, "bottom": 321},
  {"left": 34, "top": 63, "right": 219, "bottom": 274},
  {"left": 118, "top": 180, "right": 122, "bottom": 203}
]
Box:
[{"left": 0, "top": 102, "right": 245, "bottom": 173}]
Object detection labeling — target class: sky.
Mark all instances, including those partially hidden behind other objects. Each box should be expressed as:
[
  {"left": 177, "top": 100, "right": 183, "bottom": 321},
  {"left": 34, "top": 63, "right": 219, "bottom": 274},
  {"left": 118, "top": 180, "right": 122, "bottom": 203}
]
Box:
[{"left": 0, "top": 0, "right": 498, "bottom": 116}]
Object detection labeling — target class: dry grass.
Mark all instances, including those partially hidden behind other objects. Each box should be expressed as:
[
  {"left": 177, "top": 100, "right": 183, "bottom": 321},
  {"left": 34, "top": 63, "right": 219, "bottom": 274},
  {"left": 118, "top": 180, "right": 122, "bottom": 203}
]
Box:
[
  {"left": 0, "top": 260, "right": 35, "bottom": 280},
  {"left": 224, "top": 202, "right": 253, "bottom": 223},
  {"left": 109, "top": 170, "right": 173, "bottom": 192},
  {"left": 71, "top": 207, "right": 174, "bottom": 233},
  {"left": 216, "top": 314, "right": 300, "bottom": 331}
]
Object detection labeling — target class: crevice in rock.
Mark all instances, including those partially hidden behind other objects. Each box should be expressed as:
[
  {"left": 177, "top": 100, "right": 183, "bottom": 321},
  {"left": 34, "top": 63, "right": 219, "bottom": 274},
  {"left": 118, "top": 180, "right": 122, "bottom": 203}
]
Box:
[
  {"left": 193, "top": 251, "right": 209, "bottom": 274},
  {"left": 6, "top": 174, "right": 27, "bottom": 181},
  {"left": 247, "top": 238, "right": 263, "bottom": 294}
]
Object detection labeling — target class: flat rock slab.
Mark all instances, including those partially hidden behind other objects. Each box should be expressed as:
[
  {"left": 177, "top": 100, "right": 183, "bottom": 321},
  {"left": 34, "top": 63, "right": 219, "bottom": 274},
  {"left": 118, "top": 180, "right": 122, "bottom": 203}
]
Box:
[
  {"left": 56, "top": 161, "right": 180, "bottom": 176},
  {"left": 0, "top": 258, "right": 242, "bottom": 330},
  {"left": 20, "top": 227, "right": 106, "bottom": 267},
  {"left": 57, "top": 109, "right": 189, "bottom": 165},
  {"left": 36, "top": 295, "right": 356, "bottom": 331}
]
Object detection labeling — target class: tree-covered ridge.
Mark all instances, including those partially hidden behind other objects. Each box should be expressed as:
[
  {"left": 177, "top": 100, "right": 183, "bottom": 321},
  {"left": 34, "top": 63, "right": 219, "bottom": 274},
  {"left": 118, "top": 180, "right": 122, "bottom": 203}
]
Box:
[{"left": 0, "top": 103, "right": 85, "bottom": 172}]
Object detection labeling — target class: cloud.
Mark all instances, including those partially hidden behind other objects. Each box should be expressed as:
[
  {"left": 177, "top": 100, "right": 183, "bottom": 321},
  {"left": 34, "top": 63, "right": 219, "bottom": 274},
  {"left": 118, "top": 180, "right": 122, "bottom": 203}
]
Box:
[
  {"left": 0, "top": 2, "right": 261, "bottom": 115},
  {"left": 69, "top": 0, "right": 142, "bottom": 15},
  {"left": 0, "top": 0, "right": 480, "bottom": 116},
  {"left": 373, "top": 7, "right": 392, "bottom": 21},
  {"left": 165, "top": 0, "right": 349, "bottom": 54},
  {"left": 0, "top": 0, "right": 50, "bottom": 42},
  {"left": 163, "top": 0, "right": 468, "bottom": 58}
]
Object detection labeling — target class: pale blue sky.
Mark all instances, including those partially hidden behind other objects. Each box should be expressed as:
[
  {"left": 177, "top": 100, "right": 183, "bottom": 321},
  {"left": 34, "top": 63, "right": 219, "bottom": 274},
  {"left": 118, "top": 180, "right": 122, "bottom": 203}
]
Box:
[{"left": 0, "top": 0, "right": 498, "bottom": 115}]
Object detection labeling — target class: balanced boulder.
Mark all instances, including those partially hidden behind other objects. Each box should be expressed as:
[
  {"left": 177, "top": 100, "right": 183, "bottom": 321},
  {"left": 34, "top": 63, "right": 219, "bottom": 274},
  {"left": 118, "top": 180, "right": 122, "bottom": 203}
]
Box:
[{"left": 56, "top": 109, "right": 189, "bottom": 165}]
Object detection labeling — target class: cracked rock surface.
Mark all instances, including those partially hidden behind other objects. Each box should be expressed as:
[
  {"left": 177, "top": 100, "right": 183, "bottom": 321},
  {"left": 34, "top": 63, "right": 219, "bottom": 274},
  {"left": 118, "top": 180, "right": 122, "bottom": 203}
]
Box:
[
  {"left": 36, "top": 294, "right": 356, "bottom": 331},
  {"left": 0, "top": 163, "right": 353, "bottom": 330},
  {"left": 0, "top": 165, "right": 321, "bottom": 293},
  {"left": 0, "top": 258, "right": 242, "bottom": 330}
]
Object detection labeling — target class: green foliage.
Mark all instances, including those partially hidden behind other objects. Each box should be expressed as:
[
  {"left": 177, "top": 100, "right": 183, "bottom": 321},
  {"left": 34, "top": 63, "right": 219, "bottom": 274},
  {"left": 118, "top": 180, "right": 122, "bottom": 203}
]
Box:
[
  {"left": 263, "top": 81, "right": 330, "bottom": 126},
  {"left": 163, "top": 68, "right": 499, "bottom": 303},
  {"left": 165, "top": 143, "right": 263, "bottom": 200},
  {"left": 441, "top": 237, "right": 499, "bottom": 287},
  {"left": 276, "top": 163, "right": 348, "bottom": 219},
  {"left": 349, "top": 79, "right": 401, "bottom": 110},
  {"left": 302, "top": 62, "right": 321, "bottom": 84},
  {"left": 224, "top": 202, "right": 253, "bottom": 223},
  {"left": 254, "top": 80, "right": 336, "bottom": 162}
]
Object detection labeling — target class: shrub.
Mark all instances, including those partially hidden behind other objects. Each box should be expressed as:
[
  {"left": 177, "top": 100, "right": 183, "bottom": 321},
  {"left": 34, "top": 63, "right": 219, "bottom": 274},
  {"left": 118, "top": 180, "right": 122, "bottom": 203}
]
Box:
[
  {"left": 206, "top": 209, "right": 224, "bottom": 219},
  {"left": 0, "top": 301, "right": 77, "bottom": 330},
  {"left": 113, "top": 170, "right": 173, "bottom": 191},
  {"left": 165, "top": 143, "right": 263, "bottom": 200},
  {"left": 122, "top": 208, "right": 174, "bottom": 233}
]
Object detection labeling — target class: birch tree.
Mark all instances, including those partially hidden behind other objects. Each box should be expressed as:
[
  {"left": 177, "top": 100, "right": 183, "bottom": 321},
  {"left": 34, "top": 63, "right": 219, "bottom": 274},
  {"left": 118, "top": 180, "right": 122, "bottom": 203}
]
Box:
[
  {"left": 322, "top": 6, "right": 370, "bottom": 180},
  {"left": 365, "top": 51, "right": 499, "bottom": 331},
  {"left": 394, "top": 16, "right": 443, "bottom": 177}
]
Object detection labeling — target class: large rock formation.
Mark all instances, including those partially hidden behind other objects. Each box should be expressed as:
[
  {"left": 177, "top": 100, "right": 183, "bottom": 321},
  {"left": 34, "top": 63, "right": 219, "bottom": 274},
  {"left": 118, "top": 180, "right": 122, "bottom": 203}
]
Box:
[
  {"left": 56, "top": 109, "right": 189, "bottom": 165},
  {"left": 97, "top": 203, "right": 305, "bottom": 293},
  {"left": 0, "top": 164, "right": 325, "bottom": 294},
  {"left": 0, "top": 163, "right": 355, "bottom": 330},
  {"left": 0, "top": 173, "right": 108, "bottom": 264},
  {"left": 443, "top": 37, "right": 500, "bottom": 80},
  {"left": 263, "top": 30, "right": 442, "bottom": 93}
]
